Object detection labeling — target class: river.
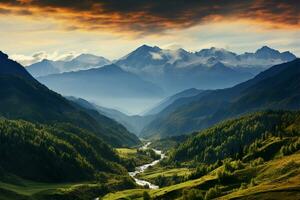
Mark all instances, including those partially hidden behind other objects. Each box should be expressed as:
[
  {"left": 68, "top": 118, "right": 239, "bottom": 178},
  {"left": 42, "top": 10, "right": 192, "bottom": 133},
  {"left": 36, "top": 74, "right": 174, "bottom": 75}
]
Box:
[{"left": 128, "top": 142, "right": 165, "bottom": 189}]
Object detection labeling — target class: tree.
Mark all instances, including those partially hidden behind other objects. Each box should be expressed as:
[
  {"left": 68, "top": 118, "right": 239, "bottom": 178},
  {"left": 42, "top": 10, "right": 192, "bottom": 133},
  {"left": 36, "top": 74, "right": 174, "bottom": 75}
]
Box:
[
  {"left": 182, "top": 188, "right": 204, "bottom": 200},
  {"left": 143, "top": 191, "right": 151, "bottom": 200}
]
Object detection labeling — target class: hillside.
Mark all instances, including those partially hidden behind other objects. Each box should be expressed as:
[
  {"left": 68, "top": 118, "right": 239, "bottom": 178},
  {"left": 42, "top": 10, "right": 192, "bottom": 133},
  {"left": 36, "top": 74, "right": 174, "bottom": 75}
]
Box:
[
  {"left": 170, "top": 110, "right": 300, "bottom": 163},
  {"left": 101, "top": 110, "right": 300, "bottom": 200},
  {"left": 0, "top": 51, "right": 140, "bottom": 147},
  {"left": 0, "top": 119, "right": 125, "bottom": 182},
  {"left": 67, "top": 97, "right": 154, "bottom": 135},
  {"left": 144, "top": 88, "right": 203, "bottom": 116},
  {"left": 142, "top": 59, "right": 300, "bottom": 139},
  {"left": 38, "top": 64, "right": 164, "bottom": 99}
]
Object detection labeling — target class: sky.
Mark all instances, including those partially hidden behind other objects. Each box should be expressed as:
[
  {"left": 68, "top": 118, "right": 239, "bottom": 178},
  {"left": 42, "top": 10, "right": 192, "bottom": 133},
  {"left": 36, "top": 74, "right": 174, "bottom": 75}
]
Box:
[{"left": 0, "top": 0, "right": 299, "bottom": 65}]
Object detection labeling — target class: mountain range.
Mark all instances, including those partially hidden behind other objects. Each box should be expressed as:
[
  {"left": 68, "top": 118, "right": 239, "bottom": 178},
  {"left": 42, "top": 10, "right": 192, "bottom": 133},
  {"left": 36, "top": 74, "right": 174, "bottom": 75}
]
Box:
[
  {"left": 141, "top": 58, "right": 300, "bottom": 139},
  {"left": 37, "top": 64, "right": 164, "bottom": 113},
  {"left": 26, "top": 45, "right": 296, "bottom": 114},
  {"left": 26, "top": 53, "right": 110, "bottom": 77},
  {"left": 0, "top": 51, "right": 140, "bottom": 147},
  {"left": 116, "top": 45, "right": 296, "bottom": 93}
]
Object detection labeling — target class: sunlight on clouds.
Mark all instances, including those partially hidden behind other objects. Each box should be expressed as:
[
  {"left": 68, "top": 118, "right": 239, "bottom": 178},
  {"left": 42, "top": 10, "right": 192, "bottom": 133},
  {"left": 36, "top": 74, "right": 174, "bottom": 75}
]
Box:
[{"left": 0, "top": 15, "right": 299, "bottom": 60}]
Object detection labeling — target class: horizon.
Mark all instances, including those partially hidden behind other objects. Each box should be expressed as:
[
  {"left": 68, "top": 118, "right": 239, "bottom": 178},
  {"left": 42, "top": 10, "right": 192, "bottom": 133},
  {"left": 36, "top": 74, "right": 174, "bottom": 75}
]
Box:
[{"left": 7, "top": 44, "right": 299, "bottom": 66}]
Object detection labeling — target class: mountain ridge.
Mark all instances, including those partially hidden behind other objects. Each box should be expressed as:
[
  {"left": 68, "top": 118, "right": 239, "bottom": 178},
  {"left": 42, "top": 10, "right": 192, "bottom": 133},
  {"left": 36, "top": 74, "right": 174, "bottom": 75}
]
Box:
[
  {"left": 0, "top": 51, "right": 140, "bottom": 147},
  {"left": 141, "top": 58, "right": 300, "bottom": 139}
]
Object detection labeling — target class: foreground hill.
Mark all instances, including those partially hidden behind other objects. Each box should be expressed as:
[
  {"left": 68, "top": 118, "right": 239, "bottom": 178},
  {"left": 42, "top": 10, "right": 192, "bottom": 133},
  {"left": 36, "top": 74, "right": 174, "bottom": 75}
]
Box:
[
  {"left": 142, "top": 59, "right": 300, "bottom": 139},
  {"left": 0, "top": 51, "right": 140, "bottom": 147},
  {"left": 170, "top": 110, "right": 300, "bottom": 163},
  {"left": 0, "top": 119, "right": 125, "bottom": 182},
  {"left": 101, "top": 110, "right": 300, "bottom": 200},
  {"left": 0, "top": 120, "right": 138, "bottom": 200}
]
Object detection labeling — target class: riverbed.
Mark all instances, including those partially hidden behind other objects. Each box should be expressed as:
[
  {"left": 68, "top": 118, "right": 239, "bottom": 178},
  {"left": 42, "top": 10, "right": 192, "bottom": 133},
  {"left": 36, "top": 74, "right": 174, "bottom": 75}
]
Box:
[{"left": 128, "top": 142, "right": 165, "bottom": 189}]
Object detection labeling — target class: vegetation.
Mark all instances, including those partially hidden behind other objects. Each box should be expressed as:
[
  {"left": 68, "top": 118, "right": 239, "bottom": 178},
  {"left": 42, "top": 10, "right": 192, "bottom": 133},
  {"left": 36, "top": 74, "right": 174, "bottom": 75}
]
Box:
[
  {"left": 102, "top": 110, "right": 300, "bottom": 200},
  {"left": 170, "top": 110, "right": 300, "bottom": 164},
  {"left": 116, "top": 147, "right": 160, "bottom": 170},
  {"left": 142, "top": 59, "right": 300, "bottom": 139},
  {"left": 0, "top": 118, "right": 129, "bottom": 182},
  {"left": 149, "top": 135, "right": 189, "bottom": 152},
  {"left": 0, "top": 71, "right": 140, "bottom": 147},
  {"left": 0, "top": 173, "right": 136, "bottom": 200},
  {"left": 102, "top": 152, "right": 300, "bottom": 200}
]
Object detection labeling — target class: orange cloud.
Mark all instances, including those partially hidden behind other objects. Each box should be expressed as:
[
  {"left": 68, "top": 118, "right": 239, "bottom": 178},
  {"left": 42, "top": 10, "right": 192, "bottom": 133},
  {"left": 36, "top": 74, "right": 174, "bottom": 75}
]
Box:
[{"left": 0, "top": 0, "right": 299, "bottom": 34}]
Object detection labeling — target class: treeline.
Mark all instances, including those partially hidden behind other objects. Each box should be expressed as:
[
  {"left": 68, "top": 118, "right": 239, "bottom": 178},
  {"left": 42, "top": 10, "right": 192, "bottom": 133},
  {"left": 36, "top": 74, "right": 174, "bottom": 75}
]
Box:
[
  {"left": 170, "top": 110, "right": 300, "bottom": 164},
  {"left": 0, "top": 118, "right": 128, "bottom": 182}
]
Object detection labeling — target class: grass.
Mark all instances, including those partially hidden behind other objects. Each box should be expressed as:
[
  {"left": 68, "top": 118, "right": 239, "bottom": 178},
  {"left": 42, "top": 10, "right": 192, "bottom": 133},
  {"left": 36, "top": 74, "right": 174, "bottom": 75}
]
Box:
[
  {"left": 0, "top": 173, "right": 131, "bottom": 200},
  {"left": 102, "top": 152, "right": 300, "bottom": 200},
  {"left": 116, "top": 148, "right": 138, "bottom": 158},
  {"left": 115, "top": 147, "right": 157, "bottom": 168},
  {"left": 221, "top": 152, "right": 300, "bottom": 199},
  {"left": 0, "top": 175, "right": 77, "bottom": 197},
  {"left": 102, "top": 174, "right": 216, "bottom": 200},
  {"left": 136, "top": 165, "right": 191, "bottom": 185}
]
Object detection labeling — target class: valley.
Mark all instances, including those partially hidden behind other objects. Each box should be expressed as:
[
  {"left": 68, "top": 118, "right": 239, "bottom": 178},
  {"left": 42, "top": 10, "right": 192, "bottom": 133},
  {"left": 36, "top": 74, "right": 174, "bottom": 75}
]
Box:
[
  {"left": 0, "top": 41, "right": 299, "bottom": 200},
  {"left": 1, "top": 1, "right": 300, "bottom": 199}
]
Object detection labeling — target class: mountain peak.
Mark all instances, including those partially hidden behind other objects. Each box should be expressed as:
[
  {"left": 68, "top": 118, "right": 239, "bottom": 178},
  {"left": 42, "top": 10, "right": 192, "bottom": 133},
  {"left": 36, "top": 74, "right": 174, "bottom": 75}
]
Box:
[
  {"left": 136, "top": 44, "right": 161, "bottom": 52},
  {"left": 0, "top": 51, "right": 9, "bottom": 60},
  {"left": 256, "top": 46, "right": 278, "bottom": 53},
  {"left": 254, "top": 46, "right": 297, "bottom": 61},
  {"left": 0, "top": 50, "right": 34, "bottom": 80},
  {"left": 40, "top": 59, "right": 52, "bottom": 63},
  {"left": 98, "top": 64, "right": 123, "bottom": 73},
  {"left": 72, "top": 53, "right": 109, "bottom": 65}
]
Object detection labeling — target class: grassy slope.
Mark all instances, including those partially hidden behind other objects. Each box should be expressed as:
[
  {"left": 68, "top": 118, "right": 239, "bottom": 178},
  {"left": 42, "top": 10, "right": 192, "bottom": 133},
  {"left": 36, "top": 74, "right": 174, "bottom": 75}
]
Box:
[
  {"left": 116, "top": 148, "right": 138, "bottom": 158},
  {"left": 0, "top": 173, "right": 136, "bottom": 200},
  {"left": 116, "top": 147, "right": 159, "bottom": 169},
  {"left": 137, "top": 167, "right": 191, "bottom": 180},
  {"left": 101, "top": 152, "right": 300, "bottom": 200}
]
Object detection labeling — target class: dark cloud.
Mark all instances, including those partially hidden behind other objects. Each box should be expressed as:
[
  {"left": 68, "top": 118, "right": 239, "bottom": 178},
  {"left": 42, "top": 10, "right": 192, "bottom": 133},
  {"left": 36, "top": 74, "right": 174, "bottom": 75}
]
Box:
[{"left": 0, "top": 0, "right": 299, "bottom": 33}]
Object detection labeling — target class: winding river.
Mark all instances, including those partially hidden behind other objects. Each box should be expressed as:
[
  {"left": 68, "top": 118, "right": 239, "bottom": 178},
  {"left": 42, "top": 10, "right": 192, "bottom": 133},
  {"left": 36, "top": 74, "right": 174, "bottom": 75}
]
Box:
[{"left": 128, "top": 142, "right": 165, "bottom": 189}]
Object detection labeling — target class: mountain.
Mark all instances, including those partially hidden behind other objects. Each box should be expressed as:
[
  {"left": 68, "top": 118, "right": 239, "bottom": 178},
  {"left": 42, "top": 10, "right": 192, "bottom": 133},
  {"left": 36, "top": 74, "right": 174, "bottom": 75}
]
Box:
[
  {"left": 38, "top": 64, "right": 164, "bottom": 113},
  {"left": 26, "top": 59, "right": 60, "bottom": 77},
  {"left": 38, "top": 64, "right": 163, "bottom": 98},
  {"left": 141, "top": 59, "right": 300, "bottom": 139},
  {"left": 0, "top": 51, "right": 140, "bottom": 147},
  {"left": 60, "top": 53, "right": 111, "bottom": 72},
  {"left": 170, "top": 110, "right": 300, "bottom": 163},
  {"left": 68, "top": 97, "right": 155, "bottom": 135},
  {"left": 26, "top": 53, "right": 111, "bottom": 77},
  {"left": 144, "top": 88, "right": 203, "bottom": 115},
  {"left": 0, "top": 51, "right": 34, "bottom": 80},
  {"left": 195, "top": 47, "right": 238, "bottom": 62},
  {"left": 0, "top": 119, "right": 126, "bottom": 182},
  {"left": 116, "top": 45, "right": 296, "bottom": 94},
  {"left": 244, "top": 46, "right": 296, "bottom": 61}
]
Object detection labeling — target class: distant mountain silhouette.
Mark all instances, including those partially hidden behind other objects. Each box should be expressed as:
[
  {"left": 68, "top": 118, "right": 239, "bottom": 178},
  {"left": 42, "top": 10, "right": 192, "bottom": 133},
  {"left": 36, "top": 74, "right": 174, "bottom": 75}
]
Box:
[
  {"left": 38, "top": 64, "right": 164, "bottom": 99},
  {"left": 116, "top": 45, "right": 296, "bottom": 94},
  {"left": 144, "top": 88, "right": 203, "bottom": 115},
  {"left": 26, "top": 53, "right": 111, "bottom": 77},
  {"left": 68, "top": 96, "right": 155, "bottom": 136},
  {"left": 142, "top": 59, "right": 300, "bottom": 139}
]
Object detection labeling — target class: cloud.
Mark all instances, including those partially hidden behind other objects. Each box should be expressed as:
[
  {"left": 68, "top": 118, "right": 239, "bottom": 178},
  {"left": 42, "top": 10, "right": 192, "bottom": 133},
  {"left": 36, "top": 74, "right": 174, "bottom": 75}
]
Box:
[
  {"left": 150, "top": 52, "right": 163, "bottom": 60},
  {"left": 0, "top": 0, "right": 299, "bottom": 34},
  {"left": 10, "top": 51, "right": 79, "bottom": 66}
]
